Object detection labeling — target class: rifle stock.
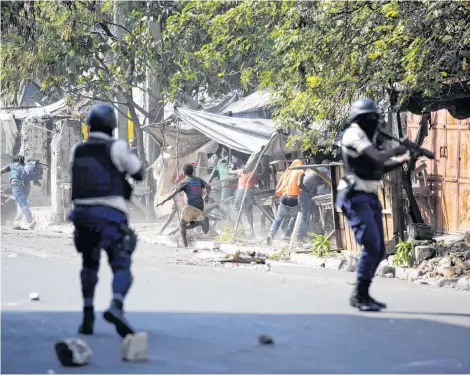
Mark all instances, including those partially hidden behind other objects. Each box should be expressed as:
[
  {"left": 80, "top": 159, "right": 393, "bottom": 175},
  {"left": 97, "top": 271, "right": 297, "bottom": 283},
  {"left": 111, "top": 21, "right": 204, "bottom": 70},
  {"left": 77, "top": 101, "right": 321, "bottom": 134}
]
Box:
[{"left": 377, "top": 128, "right": 435, "bottom": 160}]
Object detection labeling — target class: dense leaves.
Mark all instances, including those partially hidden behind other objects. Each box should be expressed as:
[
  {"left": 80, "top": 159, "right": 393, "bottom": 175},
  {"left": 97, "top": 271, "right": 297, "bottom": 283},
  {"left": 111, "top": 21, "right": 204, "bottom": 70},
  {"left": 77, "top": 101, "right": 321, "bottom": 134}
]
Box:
[
  {"left": 2, "top": 0, "right": 469, "bottom": 153},
  {"left": 163, "top": 0, "right": 470, "bottom": 152}
]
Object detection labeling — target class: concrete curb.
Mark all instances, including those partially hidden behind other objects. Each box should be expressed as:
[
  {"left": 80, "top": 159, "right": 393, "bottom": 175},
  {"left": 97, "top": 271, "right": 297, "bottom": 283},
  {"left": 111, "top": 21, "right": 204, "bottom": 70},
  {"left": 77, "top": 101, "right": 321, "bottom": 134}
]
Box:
[{"left": 37, "top": 224, "right": 470, "bottom": 292}]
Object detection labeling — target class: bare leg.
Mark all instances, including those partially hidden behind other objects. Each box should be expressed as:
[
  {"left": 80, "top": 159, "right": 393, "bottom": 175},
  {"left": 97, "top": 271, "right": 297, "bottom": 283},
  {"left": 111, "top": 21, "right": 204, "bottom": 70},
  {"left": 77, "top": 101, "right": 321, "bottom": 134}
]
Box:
[{"left": 180, "top": 219, "right": 189, "bottom": 247}]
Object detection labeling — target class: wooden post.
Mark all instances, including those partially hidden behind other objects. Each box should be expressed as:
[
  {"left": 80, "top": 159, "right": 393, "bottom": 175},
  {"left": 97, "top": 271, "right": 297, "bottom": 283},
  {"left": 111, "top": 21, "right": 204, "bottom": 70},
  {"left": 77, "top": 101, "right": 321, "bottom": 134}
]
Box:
[
  {"left": 330, "top": 165, "right": 343, "bottom": 250},
  {"left": 158, "top": 205, "right": 177, "bottom": 235}
]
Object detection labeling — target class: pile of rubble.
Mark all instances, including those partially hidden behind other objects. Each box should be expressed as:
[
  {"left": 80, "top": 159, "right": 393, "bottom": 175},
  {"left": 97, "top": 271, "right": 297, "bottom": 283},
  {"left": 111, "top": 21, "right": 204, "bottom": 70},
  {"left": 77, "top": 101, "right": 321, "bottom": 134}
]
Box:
[{"left": 377, "top": 233, "right": 470, "bottom": 290}]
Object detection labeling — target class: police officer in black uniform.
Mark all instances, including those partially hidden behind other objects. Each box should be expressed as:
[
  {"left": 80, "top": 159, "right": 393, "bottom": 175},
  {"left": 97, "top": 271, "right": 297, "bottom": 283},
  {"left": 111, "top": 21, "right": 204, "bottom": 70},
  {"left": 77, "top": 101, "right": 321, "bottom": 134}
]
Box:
[
  {"left": 69, "top": 103, "right": 145, "bottom": 337},
  {"left": 336, "top": 99, "right": 410, "bottom": 311}
]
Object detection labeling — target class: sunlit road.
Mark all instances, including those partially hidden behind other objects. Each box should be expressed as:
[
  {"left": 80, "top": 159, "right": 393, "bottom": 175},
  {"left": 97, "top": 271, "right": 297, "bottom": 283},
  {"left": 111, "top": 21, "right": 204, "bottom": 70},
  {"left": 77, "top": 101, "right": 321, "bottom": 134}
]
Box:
[{"left": 2, "top": 227, "right": 470, "bottom": 374}]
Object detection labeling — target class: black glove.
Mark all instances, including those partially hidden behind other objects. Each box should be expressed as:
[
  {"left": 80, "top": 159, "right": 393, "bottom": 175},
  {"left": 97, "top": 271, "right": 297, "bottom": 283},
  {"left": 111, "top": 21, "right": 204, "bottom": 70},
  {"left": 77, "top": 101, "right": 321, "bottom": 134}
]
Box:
[{"left": 393, "top": 145, "right": 408, "bottom": 156}]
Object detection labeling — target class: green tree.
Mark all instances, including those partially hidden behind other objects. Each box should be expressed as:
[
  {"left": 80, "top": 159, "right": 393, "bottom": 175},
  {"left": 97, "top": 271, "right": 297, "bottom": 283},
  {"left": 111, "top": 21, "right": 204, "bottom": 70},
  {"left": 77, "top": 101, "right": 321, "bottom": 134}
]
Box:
[
  {"left": 162, "top": 0, "right": 470, "bottom": 152},
  {"left": 1, "top": 1, "right": 190, "bottom": 160}
]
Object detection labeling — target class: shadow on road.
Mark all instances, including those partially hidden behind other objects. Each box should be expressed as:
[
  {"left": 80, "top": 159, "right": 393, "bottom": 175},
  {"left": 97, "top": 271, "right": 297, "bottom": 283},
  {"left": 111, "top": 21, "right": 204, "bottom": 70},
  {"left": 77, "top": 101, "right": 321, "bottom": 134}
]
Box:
[{"left": 2, "top": 310, "right": 470, "bottom": 374}]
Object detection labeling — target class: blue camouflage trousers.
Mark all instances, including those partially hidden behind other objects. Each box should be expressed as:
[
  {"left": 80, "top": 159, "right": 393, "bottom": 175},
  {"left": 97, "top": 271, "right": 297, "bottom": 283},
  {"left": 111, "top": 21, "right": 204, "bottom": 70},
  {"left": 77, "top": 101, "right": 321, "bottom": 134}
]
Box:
[
  {"left": 338, "top": 192, "right": 385, "bottom": 280},
  {"left": 69, "top": 205, "right": 137, "bottom": 307}
]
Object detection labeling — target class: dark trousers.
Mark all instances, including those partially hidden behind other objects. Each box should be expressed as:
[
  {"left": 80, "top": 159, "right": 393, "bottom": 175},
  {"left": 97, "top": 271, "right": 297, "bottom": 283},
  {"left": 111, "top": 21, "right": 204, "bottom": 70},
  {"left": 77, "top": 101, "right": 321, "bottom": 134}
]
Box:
[
  {"left": 69, "top": 206, "right": 135, "bottom": 307},
  {"left": 340, "top": 192, "right": 385, "bottom": 280}
]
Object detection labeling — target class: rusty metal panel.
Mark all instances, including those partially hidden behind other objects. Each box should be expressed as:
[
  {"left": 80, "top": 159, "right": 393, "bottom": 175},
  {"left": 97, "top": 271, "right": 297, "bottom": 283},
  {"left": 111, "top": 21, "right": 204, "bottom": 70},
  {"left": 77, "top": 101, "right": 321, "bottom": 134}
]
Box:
[
  {"left": 443, "top": 181, "right": 459, "bottom": 232},
  {"left": 458, "top": 181, "right": 470, "bottom": 231},
  {"left": 445, "top": 127, "right": 459, "bottom": 179},
  {"left": 460, "top": 129, "right": 470, "bottom": 180}
]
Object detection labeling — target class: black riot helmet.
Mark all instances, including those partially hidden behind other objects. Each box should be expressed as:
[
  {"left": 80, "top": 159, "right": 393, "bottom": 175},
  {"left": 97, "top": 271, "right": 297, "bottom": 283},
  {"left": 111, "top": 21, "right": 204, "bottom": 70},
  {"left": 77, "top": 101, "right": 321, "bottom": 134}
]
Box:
[
  {"left": 349, "top": 99, "right": 379, "bottom": 122},
  {"left": 86, "top": 104, "right": 117, "bottom": 130}
]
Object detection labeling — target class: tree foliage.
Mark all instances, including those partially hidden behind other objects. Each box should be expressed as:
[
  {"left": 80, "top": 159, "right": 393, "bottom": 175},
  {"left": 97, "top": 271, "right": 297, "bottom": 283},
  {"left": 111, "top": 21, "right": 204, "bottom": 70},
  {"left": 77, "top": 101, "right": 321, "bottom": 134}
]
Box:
[
  {"left": 163, "top": 0, "right": 470, "bottom": 152},
  {"left": 2, "top": 0, "right": 469, "bottom": 154}
]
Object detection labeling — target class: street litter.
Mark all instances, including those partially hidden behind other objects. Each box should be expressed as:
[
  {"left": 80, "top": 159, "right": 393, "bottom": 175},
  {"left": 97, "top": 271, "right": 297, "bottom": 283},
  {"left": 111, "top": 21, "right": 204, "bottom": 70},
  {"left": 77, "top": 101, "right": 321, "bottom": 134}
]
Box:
[{"left": 54, "top": 338, "right": 92, "bottom": 367}]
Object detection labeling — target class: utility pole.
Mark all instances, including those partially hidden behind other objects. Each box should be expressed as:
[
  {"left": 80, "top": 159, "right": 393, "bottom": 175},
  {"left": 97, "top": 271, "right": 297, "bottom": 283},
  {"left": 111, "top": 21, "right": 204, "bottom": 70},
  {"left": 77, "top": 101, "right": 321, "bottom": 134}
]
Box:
[
  {"left": 145, "top": 2, "right": 163, "bottom": 164},
  {"left": 113, "top": 0, "right": 129, "bottom": 142}
]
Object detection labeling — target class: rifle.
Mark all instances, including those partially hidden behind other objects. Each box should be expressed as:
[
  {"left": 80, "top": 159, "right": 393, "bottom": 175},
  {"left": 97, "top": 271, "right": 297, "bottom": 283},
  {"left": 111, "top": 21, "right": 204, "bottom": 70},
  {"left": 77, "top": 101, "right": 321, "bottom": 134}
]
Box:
[{"left": 377, "top": 128, "right": 435, "bottom": 160}]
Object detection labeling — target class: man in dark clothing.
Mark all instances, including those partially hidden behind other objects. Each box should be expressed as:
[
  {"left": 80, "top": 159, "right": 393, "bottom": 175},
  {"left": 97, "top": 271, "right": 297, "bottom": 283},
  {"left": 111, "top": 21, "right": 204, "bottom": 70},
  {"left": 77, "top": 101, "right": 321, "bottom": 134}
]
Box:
[
  {"left": 69, "top": 103, "right": 145, "bottom": 338},
  {"left": 158, "top": 164, "right": 211, "bottom": 247},
  {"left": 336, "top": 98, "right": 409, "bottom": 312}
]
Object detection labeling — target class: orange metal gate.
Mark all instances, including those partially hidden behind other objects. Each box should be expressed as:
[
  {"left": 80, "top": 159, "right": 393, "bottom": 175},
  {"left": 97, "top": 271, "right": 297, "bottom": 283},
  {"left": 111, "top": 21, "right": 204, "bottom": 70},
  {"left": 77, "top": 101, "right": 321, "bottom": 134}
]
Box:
[{"left": 407, "top": 111, "right": 470, "bottom": 233}]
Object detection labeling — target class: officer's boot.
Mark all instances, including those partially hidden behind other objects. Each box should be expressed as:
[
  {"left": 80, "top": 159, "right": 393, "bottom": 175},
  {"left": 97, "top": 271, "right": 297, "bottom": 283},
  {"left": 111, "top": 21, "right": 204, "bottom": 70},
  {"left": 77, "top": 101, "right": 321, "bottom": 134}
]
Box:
[
  {"left": 103, "top": 299, "right": 135, "bottom": 338},
  {"left": 367, "top": 282, "right": 387, "bottom": 309},
  {"left": 349, "top": 278, "right": 381, "bottom": 312},
  {"left": 78, "top": 306, "right": 94, "bottom": 335}
]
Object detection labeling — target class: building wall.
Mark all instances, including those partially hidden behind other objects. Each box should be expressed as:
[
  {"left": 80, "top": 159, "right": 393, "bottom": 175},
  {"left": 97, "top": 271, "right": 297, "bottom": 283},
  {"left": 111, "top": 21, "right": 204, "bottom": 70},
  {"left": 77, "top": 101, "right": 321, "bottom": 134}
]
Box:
[
  {"left": 407, "top": 110, "right": 470, "bottom": 233},
  {"left": 50, "top": 120, "right": 82, "bottom": 222}
]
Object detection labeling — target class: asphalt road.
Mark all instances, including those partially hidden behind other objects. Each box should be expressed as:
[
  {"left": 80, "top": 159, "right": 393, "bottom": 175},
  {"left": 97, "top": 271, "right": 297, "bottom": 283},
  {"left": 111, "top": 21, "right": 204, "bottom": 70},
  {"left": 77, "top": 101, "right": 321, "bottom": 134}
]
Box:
[{"left": 2, "top": 227, "right": 470, "bottom": 374}]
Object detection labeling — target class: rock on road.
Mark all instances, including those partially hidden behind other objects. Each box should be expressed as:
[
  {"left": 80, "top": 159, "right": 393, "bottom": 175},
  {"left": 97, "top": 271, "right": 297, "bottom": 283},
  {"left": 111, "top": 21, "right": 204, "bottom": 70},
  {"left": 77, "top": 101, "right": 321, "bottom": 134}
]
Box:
[{"left": 2, "top": 227, "right": 470, "bottom": 374}]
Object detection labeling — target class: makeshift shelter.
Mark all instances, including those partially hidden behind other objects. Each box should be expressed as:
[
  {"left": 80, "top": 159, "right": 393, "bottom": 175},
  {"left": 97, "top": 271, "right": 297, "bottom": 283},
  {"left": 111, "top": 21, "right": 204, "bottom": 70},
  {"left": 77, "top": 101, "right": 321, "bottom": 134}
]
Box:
[{"left": 142, "top": 106, "right": 293, "bottom": 218}]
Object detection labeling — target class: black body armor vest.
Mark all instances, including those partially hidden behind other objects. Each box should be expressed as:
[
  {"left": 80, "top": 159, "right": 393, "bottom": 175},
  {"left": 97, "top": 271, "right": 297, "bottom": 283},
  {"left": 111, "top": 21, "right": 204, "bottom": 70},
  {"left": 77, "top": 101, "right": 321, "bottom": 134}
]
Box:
[{"left": 71, "top": 138, "right": 128, "bottom": 200}]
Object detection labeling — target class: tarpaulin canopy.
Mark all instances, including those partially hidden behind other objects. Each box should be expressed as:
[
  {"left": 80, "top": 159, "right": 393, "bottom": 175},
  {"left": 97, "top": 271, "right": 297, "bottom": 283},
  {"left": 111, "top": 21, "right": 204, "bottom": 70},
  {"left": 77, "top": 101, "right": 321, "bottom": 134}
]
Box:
[{"left": 142, "top": 107, "right": 291, "bottom": 157}]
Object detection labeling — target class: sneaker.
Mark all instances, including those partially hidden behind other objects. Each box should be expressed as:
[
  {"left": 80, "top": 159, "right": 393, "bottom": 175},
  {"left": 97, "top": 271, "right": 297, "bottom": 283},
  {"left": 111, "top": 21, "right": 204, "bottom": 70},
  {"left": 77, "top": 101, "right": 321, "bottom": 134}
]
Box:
[
  {"left": 27, "top": 219, "right": 37, "bottom": 230},
  {"left": 78, "top": 307, "right": 94, "bottom": 335},
  {"left": 103, "top": 304, "right": 135, "bottom": 338},
  {"left": 281, "top": 235, "right": 291, "bottom": 241}
]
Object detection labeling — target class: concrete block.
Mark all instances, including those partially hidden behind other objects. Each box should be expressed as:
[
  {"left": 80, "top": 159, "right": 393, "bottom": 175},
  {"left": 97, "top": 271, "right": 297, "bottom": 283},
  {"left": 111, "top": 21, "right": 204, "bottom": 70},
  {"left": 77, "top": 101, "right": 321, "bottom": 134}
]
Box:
[
  {"left": 456, "top": 277, "right": 470, "bottom": 291},
  {"left": 340, "top": 254, "right": 358, "bottom": 272},
  {"left": 325, "top": 257, "right": 345, "bottom": 271},
  {"left": 395, "top": 267, "right": 408, "bottom": 280},
  {"left": 385, "top": 240, "right": 397, "bottom": 255},
  {"left": 434, "top": 234, "right": 465, "bottom": 245},
  {"left": 407, "top": 269, "right": 422, "bottom": 281},
  {"left": 414, "top": 245, "right": 435, "bottom": 263},
  {"left": 291, "top": 253, "right": 325, "bottom": 268},
  {"left": 377, "top": 265, "right": 396, "bottom": 278},
  {"left": 122, "top": 332, "right": 148, "bottom": 362},
  {"left": 436, "top": 278, "right": 458, "bottom": 288},
  {"left": 438, "top": 257, "right": 452, "bottom": 268},
  {"left": 437, "top": 266, "right": 457, "bottom": 278}
]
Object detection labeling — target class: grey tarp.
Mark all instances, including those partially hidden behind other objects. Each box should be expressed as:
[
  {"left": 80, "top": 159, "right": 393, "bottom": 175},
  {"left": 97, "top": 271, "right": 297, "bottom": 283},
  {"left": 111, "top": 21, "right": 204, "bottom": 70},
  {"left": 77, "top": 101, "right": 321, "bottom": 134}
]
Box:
[
  {"left": 142, "top": 107, "right": 290, "bottom": 158},
  {"left": 176, "top": 108, "right": 285, "bottom": 155}
]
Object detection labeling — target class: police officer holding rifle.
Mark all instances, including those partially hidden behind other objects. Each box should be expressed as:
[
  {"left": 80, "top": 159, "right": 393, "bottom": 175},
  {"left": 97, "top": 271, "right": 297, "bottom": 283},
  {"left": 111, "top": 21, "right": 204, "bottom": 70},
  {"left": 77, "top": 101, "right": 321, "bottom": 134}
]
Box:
[{"left": 337, "top": 99, "right": 419, "bottom": 312}]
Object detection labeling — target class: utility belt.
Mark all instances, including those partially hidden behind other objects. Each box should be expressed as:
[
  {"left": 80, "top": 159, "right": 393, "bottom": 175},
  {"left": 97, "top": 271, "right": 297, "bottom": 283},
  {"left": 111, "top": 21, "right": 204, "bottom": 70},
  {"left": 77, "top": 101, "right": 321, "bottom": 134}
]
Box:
[
  {"left": 335, "top": 174, "right": 379, "bottom": 209},
  {"left": 119, "top": 222, "right": 138, "bottom": 256}
]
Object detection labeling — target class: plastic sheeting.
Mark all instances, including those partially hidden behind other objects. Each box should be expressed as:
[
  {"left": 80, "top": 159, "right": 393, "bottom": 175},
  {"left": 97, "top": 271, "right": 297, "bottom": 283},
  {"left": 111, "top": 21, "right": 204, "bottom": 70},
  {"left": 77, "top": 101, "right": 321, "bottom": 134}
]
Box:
[
  {"left": 175, "top": 108, "right": 288, "bottom": 155},
  {"left": 143, "top": 107, "right": 290, "bottom": 157},
  {"left": 0, "top": 99, "right": 67, "bottom": 120},
  {"left": 219, "top": 90, "right": 272, "bottom": 115},
  {"left": 0, "top": 112, "right": 18, "bottom": 156}
]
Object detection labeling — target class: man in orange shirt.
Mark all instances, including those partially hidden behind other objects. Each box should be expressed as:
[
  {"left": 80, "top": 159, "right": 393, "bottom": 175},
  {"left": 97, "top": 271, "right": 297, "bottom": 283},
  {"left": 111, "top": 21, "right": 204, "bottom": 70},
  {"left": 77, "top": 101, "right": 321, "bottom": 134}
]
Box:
[
  {"left": 267, "top": 159, "right": 304, "bottom": 244},
  {"left": 232, "top": 165, "right": 261, "bottom": 236}
]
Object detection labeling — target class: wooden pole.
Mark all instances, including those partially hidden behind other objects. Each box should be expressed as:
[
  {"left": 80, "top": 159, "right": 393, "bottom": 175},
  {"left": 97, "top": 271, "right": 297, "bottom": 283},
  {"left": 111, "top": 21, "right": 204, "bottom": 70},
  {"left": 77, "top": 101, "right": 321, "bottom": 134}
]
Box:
[
  {"left": 158, "top": 205, "right": 177, "bottom": 235},
  {"left": 231, "top": 134, "right": 278, "bottom": 241},
  {"left": 288, "top": 212, "right": 302, "bottom": 252}
]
